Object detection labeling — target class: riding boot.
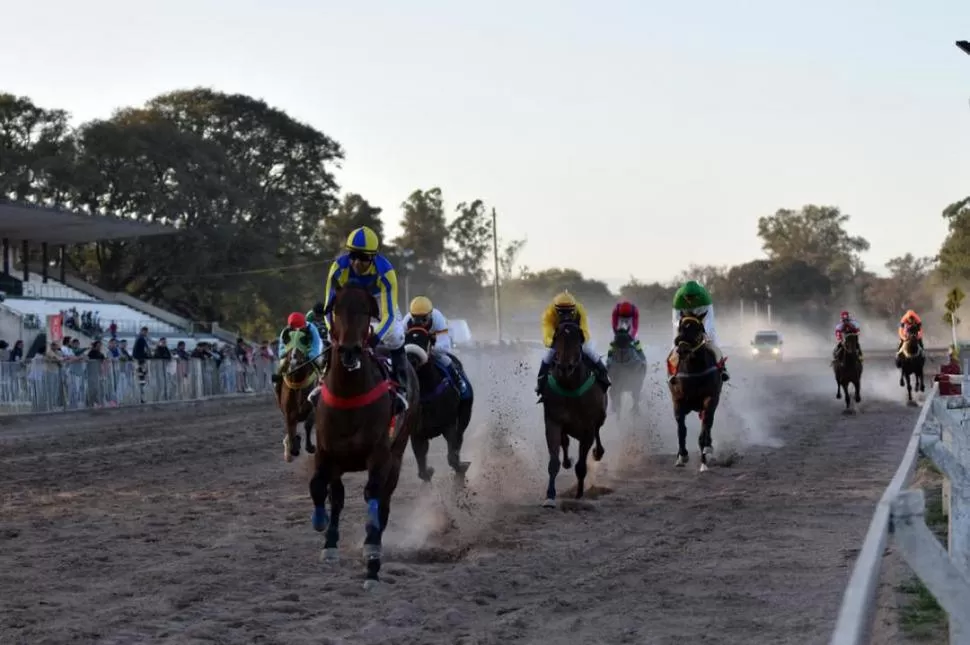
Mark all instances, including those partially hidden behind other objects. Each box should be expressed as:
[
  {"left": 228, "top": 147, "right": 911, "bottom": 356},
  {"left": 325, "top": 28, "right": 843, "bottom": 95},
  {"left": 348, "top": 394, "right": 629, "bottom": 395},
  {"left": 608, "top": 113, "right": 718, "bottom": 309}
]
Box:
[
  {"left": 390, "top": 347, "right": 410, "bottom": 415},
  {"left": 666, "top": 349, "right": 679, "bottom": 384},
  {"left": 707, "top": 341, "right": 730, "bottom": 383},
  {"left": 536, "top": 361, "right": 551, "bottom": 402},
  {"left": 895, "top": 340, "right": 903, "bottom": 368},
  {"left": 447, "top": 363, "right": 468, "bottom": 398}
]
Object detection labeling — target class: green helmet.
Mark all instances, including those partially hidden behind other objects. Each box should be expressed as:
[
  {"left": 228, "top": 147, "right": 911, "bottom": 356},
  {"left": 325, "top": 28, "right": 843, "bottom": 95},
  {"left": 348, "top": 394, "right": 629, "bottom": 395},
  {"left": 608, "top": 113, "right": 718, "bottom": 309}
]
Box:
[{"left": 672, "top": 280, "right": 712, "bottom": 310}]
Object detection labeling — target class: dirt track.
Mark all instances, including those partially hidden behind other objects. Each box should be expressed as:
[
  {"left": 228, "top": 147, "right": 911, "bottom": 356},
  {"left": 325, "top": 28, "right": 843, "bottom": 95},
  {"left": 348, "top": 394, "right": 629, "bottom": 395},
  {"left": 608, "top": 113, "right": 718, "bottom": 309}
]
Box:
[{"left": 0, "top": 354, "right": 923, "bottom": 645}]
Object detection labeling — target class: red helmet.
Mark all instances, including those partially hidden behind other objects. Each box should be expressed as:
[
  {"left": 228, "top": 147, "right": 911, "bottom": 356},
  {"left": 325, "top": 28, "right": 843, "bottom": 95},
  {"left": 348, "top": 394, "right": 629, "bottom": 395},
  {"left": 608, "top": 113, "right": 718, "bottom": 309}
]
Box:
[
  {"left": 287, "top": 312, "right": 306, "bottom": 329},
  {"left": 840, "top": 310, "right": 850, "bottom": 319},
  {"left": 616, "top": 301, "right": 636, "bottom": 317}
]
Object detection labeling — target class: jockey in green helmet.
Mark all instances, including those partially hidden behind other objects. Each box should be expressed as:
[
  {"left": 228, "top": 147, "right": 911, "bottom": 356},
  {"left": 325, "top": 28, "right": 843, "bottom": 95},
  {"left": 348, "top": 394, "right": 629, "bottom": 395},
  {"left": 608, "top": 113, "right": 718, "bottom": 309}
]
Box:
[{"left": 667, "top": 280, "right": 730, "bottom": 383}]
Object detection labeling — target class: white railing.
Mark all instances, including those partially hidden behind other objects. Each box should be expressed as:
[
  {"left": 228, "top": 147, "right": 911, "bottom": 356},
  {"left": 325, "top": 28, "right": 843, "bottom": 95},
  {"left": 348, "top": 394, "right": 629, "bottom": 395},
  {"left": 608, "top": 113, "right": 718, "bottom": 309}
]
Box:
[{"left": 830, "top": 382, "right": 970, "bottom": 645}]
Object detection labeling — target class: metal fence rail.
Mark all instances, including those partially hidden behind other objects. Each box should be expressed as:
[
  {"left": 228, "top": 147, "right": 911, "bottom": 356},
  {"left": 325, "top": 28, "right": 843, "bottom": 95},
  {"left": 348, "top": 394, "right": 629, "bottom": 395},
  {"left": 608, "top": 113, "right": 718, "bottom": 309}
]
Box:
[
  {"left": 0, "top": 356, "right": 274, "bottom": 414},
  {"left": 830, "top": 383, "right": 970, "bottom": 645}
]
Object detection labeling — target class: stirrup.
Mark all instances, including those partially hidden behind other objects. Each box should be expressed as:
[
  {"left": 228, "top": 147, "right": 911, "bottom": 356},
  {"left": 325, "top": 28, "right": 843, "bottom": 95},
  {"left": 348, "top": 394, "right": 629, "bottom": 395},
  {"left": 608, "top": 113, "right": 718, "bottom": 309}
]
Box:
[
  {"left": 307, "top": 384, "right": 322, "bottom": 404},
  {"left": 393, "top": 389, "right": 409, "bottom": 413}
]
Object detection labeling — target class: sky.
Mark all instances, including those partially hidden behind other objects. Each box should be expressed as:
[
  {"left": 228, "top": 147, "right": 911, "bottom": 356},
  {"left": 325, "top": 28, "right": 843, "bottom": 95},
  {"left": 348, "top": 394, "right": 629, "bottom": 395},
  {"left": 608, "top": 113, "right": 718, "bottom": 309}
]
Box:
[{"left": 3, "top": 1, "right": 970, "bottom": 292}]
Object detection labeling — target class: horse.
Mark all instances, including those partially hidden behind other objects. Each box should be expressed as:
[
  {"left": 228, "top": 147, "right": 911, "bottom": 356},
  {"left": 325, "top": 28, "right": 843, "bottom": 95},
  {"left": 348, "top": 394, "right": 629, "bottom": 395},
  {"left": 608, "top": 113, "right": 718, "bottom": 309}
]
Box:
[
  {"left": 403, "top": 326, "right": 474, "bottom": 482},
  {"left": 540, "top": 321, "right": 607, "bottom": 507},
  {"left": 275, "top": 327, "right": 317, "bottom": 462},
  {"left": 833, "top": 331, "right": 863, "bottom": 413},
  {"left": 898, "top": 324, "right": 925, "bottom": 405},
  {"left": 667, "top": 313, "right": 722, "bottom": 472},
  {"left": 309, "top": 283, "right": 419, "bottom": 590},
  {"left": 606, "top": 329, "right": 647, "bottom": 420}
]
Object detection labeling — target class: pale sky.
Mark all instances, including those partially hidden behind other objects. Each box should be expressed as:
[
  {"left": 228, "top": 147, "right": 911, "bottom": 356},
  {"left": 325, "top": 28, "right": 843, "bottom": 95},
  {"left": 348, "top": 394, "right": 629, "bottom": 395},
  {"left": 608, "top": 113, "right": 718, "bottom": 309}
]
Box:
[{"left": 4, "top": 1, "right": 969, "bottom": 291}]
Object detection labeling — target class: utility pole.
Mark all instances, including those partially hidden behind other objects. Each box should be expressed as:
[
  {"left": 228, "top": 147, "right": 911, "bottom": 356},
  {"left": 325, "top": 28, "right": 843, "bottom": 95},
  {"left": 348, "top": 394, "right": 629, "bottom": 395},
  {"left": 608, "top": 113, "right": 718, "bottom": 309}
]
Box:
[{"left": 491, "top": 208, "right": 502, "bottom": 342}]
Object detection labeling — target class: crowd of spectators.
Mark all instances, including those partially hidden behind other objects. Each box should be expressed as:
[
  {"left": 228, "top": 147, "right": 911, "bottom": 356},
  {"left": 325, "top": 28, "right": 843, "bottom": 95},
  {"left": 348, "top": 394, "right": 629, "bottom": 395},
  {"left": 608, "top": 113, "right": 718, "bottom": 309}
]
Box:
[{"left": 61, "top": 307, "right": 106, "bottom": 337}]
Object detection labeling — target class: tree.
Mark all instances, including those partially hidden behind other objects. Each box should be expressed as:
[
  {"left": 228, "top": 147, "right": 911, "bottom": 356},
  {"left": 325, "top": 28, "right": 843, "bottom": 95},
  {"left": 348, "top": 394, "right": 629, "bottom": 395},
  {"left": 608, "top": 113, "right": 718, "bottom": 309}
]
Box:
[
  {"left": 619, "top": 278, "right": 675, "bottom": 310},
  {"left": 394, "top": 188, "right": 448, "bottom": 288},
  {"left": 518, "top": 268, "right": 613, "bottom": 305},
  {"left": 757, "top": 205, "right": 869, "bottom": 285},
  {"left": 944, "top": 286, "right": 965, "bottom": 349},
  {"left": 0, "top": 93, "right": 75, "bottom": 203},
  {"left": 938, "top": 197, "right": 970, "bottom": 282},
  {"left": 864, "top": 253, "right": 936, "bottom": 317},
  {"left": 446, "top": 200, "right": 493, "bottom": 283},
  {"left": 317, "top": 193, "right": 385, "bottom": 260},
  {"left": 672, "top": 264, "right": 729, "bottom": 296},
  {"left": 498, "top": 238, "right": 526, "bottom": 282}
]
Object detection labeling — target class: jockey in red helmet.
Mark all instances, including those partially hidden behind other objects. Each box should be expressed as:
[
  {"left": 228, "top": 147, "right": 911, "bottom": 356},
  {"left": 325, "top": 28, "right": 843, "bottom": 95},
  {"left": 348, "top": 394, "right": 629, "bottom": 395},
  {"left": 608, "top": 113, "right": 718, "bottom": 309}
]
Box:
[
  {"left": 609, "top": 300, "right": 646, "bottom": 362},
  {"left": 833, "top": 310, "right": 863, "bottom": 361},
  {"left": 272, "top": 311, "right": 326, "bottom": 386}
]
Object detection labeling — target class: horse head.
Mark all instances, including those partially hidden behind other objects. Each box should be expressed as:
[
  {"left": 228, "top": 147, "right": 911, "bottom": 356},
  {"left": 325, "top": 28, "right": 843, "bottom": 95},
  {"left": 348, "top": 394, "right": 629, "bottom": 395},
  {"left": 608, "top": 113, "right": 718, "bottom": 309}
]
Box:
[
  {"left": 903, "top": 324, "right": 921, "bottom": 356},
  {"left": 675, "top": 314, "right": 707, "bottom": 359},
  {"left": 552, "top": 321, "right": 585, "bottom": 377},
  {"left": 843, "top": 331, "right": 860, "bottom": 355},
  {"left": 404, "top": 326, "right": 432, "bottom": 369},
  {"left": 280, "top": 327, "right": 312, "bottom": 384},
  {"left": 327, "top": 283, "right": 380, "bottom": 371},
  {"left": 612, "top": 329, "right": 633, "bottom": 349}
]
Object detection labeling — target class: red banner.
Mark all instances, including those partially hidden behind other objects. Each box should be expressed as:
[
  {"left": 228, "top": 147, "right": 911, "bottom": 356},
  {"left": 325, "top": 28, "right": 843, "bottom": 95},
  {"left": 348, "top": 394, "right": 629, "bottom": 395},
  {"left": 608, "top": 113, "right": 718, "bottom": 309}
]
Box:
[{"left": 47, "top": 314, "right": 63, "bottom": 343}]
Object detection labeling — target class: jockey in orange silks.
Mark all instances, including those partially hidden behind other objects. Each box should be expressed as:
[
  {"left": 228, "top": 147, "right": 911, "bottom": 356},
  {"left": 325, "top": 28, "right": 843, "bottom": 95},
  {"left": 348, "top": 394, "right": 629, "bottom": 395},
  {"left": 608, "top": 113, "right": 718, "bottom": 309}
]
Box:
[{"left": 896, "top": 309, "right": 924, "bottom": 367}]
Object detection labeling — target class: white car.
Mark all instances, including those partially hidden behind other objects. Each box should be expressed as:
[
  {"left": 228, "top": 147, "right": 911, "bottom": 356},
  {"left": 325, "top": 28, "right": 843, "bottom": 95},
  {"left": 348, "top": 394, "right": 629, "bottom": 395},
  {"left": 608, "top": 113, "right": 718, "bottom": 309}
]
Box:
[{"left": 750, "top": 330, "right": 784, "bottom": 361}]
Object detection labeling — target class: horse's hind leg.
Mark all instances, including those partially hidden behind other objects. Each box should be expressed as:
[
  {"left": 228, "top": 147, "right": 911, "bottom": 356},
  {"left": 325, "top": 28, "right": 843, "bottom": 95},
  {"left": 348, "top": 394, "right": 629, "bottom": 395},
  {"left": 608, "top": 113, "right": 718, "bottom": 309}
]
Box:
[
  {"left": 446, "top": 422, "right": 470, "bottom": 476},
  {"left": 309, "top": 460, "right": 331, "bottom": 534},
  {"left": 561, "top": 432, "right": 573, "bottom": 470},
  {"left": 698, "top": 408, "right": 717, "bottom": 473},
  {"left": 592, "top": 425, "right": 605, "bottom": 462},
  {"left": 675, "top": 411, "right": 689, "bottom": 467},
  {"left": 574, "top": 437, "right": 594, "bottom": 500},
  {"left": 411, "top": 435, "right": 434, "bottom": 483},
  {"left": 321, "top": 477, "right": 344, "bottom": 561},
  {"left": 905, "top": 373, "right": 913, "bottom": 402},
  {"left": 835, "top": 375, "right": 842, "bottom": 399},
  {"left": 854, "top": 378, "right": 861, "bottom": 403}
]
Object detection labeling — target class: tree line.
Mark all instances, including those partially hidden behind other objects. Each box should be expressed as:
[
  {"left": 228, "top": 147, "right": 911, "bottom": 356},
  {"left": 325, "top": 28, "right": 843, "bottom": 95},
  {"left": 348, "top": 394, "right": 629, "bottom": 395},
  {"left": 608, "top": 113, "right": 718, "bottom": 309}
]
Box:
[{"left": 2, "top": 89, "right": 967, "bottom": 340}]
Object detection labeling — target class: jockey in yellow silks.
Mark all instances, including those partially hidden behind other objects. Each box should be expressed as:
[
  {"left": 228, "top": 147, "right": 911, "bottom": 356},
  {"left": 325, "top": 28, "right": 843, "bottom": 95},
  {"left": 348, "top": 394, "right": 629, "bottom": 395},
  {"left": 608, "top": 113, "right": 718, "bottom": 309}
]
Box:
[
  {"left": 322, "top": 226, "right": 409, "bottom": 413},
  {"left": 535, "top": 290, "right": 611, "bottom": 400},
  {"left": 895, "top": 309, "right": 924, "bottom": 367}
]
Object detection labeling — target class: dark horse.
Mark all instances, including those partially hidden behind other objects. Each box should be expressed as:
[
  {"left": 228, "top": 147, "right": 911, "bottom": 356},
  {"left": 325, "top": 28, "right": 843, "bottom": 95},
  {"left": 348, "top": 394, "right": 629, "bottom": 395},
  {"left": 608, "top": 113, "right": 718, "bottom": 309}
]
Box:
[
  {"left": 898, "top": 324, "right": 925, "bottom": 405},
  {"left": 606, "top": 329, "right": 647, "bottom": 420},
  {"left": 833, "top": 331, "right": 863, "bottom": 413},
  {"left": 668, "top": 314, "right": 722, "bottom": 472},
  {"left": 310, "top": 283, "right": 419, "bottom": 590},
  {"left": 540, "top": 321, "right": 607, "bottom": 507},
  {"left": 275, "top": 327, "right": 317, "bottom": 463},
  {"left": 403, "top": 326, "right": 474, "bottom": 482}
]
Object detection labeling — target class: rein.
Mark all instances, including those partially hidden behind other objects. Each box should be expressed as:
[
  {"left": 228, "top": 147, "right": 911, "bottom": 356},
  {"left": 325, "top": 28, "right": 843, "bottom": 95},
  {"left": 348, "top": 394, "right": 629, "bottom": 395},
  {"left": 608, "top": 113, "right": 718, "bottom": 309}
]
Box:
[{"left": 321, "top": 380, "right": 392, "bottom": 409}]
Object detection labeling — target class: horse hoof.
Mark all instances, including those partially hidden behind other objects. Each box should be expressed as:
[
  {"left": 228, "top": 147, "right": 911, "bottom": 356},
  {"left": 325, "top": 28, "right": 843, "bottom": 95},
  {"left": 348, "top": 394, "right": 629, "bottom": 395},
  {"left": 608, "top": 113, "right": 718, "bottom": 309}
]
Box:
[
  {"left": 418, "top": 467, "right": 435, "bottom": 483},
  {"left": 363, "top": 579, "right": 380, "bottom": 592},
  {"left": 284, "top": 452, "right": 294, "bottom": 463},
  {"left": 699, "top": 462, "right": 709, "bottom": 473},
  {"left": 305, "top": 443, "right": 316, "bottom": 454},
  {"left": 454, "top": 461, "right": 471, "bottom": 474},
  {"left": 320, "top": 548, "right": 339, "bottom": 563},
  {"left": 542, "top": 498, "right": 556, "bottom": 508},
  {"left": 675, "top": 455, "right": 687, "bottom": 467},
  {"left": 562, "top": 458, "right": 573, "bottom": 470},
  {"left": 593, "top": 448, "right": 605, "bottom": 462}
]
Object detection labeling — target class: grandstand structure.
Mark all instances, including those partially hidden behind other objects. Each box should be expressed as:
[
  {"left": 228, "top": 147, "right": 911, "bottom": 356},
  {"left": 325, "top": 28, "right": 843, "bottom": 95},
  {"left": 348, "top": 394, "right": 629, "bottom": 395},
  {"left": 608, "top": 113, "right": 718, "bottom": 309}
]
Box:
[{"left": 0, "top": 201, "right": 228, "bottom": 350}]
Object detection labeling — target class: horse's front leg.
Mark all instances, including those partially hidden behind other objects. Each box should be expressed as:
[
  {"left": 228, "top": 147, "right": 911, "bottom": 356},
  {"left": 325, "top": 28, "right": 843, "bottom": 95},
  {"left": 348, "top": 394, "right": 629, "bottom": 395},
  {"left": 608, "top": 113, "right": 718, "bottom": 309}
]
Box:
[
  {"left": 321, "top": 477, "right": 344, "bottom": 561},
  {"left": 303, "top": 414, "right": 316, "bottom": 454},
  {"left": 698, "top": 406, "right": 717, "bottom": 473},
  {"left": 445, "top": 421, "right": 470, "bottom": 476},
  {"left": 362, "top": 455, "right": 388, "bottom": 590},
  {"left": 410, "top": 433, "right": 434, "bottom": 483},
  {"left": 309, "top": 459, "right": 331, "bottom": 533},
  {"left": 835, "top": 372, "right": 842, "bottom": 399},
  {"left": 899, "top": 368, "right": 905, "bottom": 388},
  {"left": 574, "top": 436, "right": 594, "bottom": 499},
  {"left": 592, "top": 424, "right": 605, "bottom": 462},
  {"left": 674, "top": 408, "right": 689, "bottom": 467},
  {"left": 905, "top": 373, "right": 913, "bottom": 402},
  {"left": 561, "top": 432, "right": 572, "bottom": 470},
  {"left": 544, "top": 421, "right": 563, "bottom": 507},
  {"left": 854, "top": 378, "right": 862, "bottom": 403}
]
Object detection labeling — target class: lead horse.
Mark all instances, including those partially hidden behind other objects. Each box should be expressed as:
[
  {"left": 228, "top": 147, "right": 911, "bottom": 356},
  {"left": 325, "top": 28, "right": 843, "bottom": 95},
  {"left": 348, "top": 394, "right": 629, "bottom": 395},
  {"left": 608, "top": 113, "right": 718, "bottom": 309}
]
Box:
[
  {"left": 309, "top": 283, "right": 419, "bottom": 589},
  {"left": 834, "top": 331, "right": 863, "bottom": 413},
  {"left": 403, "top": 326, "right": 474, "bottom": 482},
  {"left": 606, "top": 329, "right": 646, "bottom": 420},
  {"left": 667, "top": 313, "right": 722, "bottom": 472},
  {"left": 275, "top": 328, "right": 316, "bottom": 462},
  {"left": 540, "top": 321, "right": 607, "bottom": 506},
  {"left": 898, "top": 323, "right": 925, "bottom": 405}
]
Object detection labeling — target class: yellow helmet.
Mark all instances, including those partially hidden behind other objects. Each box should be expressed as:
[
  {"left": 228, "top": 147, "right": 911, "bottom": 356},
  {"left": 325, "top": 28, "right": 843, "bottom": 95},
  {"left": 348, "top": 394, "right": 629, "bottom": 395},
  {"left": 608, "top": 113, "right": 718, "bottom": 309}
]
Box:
[
  {"left": 553, "top": 290, "right": 577, "bottom": 310},
  {"left": 409, "top": 296, "right": 433, "bottom": 317},
  {"left": 345, "top": 226, "right": 380, "bottom": 255}
]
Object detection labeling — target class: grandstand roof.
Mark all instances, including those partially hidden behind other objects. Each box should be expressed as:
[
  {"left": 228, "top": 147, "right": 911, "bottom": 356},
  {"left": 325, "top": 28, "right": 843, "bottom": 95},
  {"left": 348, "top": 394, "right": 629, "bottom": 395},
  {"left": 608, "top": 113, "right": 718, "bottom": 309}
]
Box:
[{"left": 0, "top": 201, "right": 177, "bottom": 245}]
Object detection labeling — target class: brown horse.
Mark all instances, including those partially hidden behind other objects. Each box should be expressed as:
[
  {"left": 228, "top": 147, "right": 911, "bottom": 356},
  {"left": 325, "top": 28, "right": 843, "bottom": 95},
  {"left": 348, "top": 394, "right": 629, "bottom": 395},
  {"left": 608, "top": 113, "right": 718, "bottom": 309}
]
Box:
[
  {"left": 540, "top": 321, "right": 607, "bottom": 507},
  {"left": 834, "top": 331, "right": 863, "bottom": 413},
  {"left": 310, "top": 283, "right": 418, "bottom": 590},
  {"left": 606, "top": 329, "right": 647, "bottom": 421},
  {"left": 898, "top": 324, "right": 925, "bottom": 405},
  {"left": 275, "top": 327, "right": 317, "bottom": 462},
  {"left": 668, "top": 314, "right": 722, "bottom": 472},
  {"left": 403, "top": 326, "right": 474, "bottom": 482}
]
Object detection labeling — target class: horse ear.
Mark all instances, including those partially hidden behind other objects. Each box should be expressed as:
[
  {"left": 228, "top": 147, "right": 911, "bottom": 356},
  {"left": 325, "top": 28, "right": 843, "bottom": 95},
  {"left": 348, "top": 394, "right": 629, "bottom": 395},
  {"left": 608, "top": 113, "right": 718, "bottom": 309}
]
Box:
[{"left": 697, "top": 311, "right": 708, "bottom": 321}]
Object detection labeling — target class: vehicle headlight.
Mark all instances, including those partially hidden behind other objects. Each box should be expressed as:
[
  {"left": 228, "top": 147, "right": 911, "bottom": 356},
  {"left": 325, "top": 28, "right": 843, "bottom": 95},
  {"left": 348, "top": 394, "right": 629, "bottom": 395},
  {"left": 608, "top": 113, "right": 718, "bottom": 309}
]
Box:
[
  {"left": 751, "top": 347, "right": 759, "bottom": 355},
  {"left": 772, "top": 347, "right": 780, "bottom": 354}
]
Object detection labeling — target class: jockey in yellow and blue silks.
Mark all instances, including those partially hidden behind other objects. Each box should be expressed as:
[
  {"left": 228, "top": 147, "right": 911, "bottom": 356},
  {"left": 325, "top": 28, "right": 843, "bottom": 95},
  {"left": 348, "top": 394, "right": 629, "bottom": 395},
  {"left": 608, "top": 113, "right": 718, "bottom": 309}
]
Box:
[{"left": 323, "top": 226, "right": 409, "bottom": 412}]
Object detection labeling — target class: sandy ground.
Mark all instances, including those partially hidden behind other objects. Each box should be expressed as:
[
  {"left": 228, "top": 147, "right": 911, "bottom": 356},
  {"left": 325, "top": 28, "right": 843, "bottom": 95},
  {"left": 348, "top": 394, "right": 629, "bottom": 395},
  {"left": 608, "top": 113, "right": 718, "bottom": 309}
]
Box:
[{"left": 0, "top": 351, "right": 925, "bottom": 645}]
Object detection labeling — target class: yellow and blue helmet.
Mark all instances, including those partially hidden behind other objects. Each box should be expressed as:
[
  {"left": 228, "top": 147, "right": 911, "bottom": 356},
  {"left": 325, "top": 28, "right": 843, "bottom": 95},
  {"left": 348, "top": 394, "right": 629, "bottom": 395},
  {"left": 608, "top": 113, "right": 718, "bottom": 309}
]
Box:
[{"left": 345, "top": 226, "right": 380, "bottom": 256}]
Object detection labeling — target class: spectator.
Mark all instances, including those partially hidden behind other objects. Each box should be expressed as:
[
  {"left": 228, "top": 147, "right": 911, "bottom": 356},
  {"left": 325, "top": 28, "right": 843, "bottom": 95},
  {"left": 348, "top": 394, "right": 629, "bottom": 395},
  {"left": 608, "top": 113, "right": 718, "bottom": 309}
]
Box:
[
  {"left": 0, "top": 340, "right": 9, "bottom": 362},
  {"left": 154, "top": 337, "right": 172, "bottom": 360},
  {"left": 70, "top": 338, "right": 84, "bottom": 357},
  {"left": 107, "top": 338, "right": 120, "bottom": 359},
  {"left": 46, "top": 341, "right": 64, "bottom": 363},
  {"left": 118, "top": 339, "right": 133, "bottom": 361},
  {"left": 87, "top": 340, "right": 106, "bottom": 360},
  {"left": 9, "top": 340, "right": 23, "bottom": 362},
  {"left": 109, "top": 320, "right": 117, "bottom": 338},
  {"left": 174, "top": 341, "right": 190, "bottom": 360},
  {"left": 132, "top": 327, "right": 151, "bottom": 361}
]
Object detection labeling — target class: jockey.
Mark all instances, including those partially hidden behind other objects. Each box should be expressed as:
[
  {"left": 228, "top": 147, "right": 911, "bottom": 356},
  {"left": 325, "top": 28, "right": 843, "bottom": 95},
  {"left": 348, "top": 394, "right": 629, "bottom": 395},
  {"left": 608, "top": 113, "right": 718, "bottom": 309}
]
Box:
[
  {"left": 305, "top": 302, "right": 328, "bottom": 337},
  {"left": 404, "top": 295, "right": 469, "bottom": 397},
  {"left": 610, "top": 300, "right": 646, "bottom": 362},
  {"left": 834, "top": 310, "right": 864, "bottom": 361},
  {"left": 668, "top": 280, "right": 730, "bottom": 382},
  {"left": 896, "top": 309, "right": 924, "bottom": 365},
  {"left": 272, "top": 311, "right": 325, "bottom": 387},
  {"left": 536, "top": 290, "right": 611, "bottom": 400},
  {"left": 323, "top": 226, "right": 409, "bottom": 413}
]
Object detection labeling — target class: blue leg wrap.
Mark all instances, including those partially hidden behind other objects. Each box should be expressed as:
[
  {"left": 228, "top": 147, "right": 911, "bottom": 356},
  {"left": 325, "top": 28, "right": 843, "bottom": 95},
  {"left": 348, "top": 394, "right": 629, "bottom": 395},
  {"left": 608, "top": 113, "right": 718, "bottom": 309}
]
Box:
[
  {"left": 311, "top": 505, "right": 329, "bottom": 532},
  {"left": 366, "top": 498, "right": 381, "bottom": 532}
]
